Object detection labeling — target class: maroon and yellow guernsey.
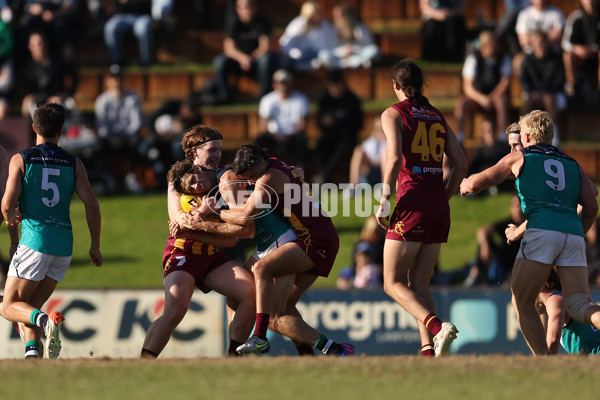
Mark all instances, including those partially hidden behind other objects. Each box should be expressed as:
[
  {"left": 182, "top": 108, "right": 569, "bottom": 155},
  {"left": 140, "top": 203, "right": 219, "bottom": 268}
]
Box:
[
  {"left": 266, "top": 157, "right": 338, "bottom": 240},
  {"left": 389, "top": 100, "right": 450, "bottom": 212}
]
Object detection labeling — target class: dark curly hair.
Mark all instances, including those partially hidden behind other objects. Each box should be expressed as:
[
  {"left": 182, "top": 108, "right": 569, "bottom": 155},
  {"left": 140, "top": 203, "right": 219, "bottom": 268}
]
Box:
[
  {"left": 167, "top": 160, "right": 197, "bottom": 194},
  {"left": 232, "top": 145, "right": 270, "bottom": 175}
]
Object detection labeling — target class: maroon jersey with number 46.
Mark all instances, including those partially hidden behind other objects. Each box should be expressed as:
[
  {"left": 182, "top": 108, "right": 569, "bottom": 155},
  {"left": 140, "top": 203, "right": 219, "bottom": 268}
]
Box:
[{"left": 388, "top": 100, "right": 449, "bottom": 212}]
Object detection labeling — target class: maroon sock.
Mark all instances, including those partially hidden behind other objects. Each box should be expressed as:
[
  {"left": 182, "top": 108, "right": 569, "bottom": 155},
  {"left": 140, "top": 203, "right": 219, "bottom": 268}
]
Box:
[
  {"left": 424, "top": 314, "right": 443, "bottom": 336},
  {"left": 253, "top": 313, "right": 270, "bottom": 340},
  {"left": 295, "top": 343, "right": 315, "bottom": 356},
  {"left": 140, "top": 348, "right": 159, "bottom": 358},
  {"left": 420, "top": 344, "right": 434, "bottom": 357},
  {"left": 228, "top": 339, "right": 243, "bottom": 356}
]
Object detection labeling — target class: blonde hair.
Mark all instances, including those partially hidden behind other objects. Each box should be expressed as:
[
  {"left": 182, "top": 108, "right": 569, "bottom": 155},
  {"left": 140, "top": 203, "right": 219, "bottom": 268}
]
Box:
[
  {"left": 300, "top": 0, "right": 319, "bottom": 25},
  {"left": 505, "top": 122, "right": 520, "bottom": 135},
  {"left": 518, "top": 110, "right": 554, "bottom": 145}
]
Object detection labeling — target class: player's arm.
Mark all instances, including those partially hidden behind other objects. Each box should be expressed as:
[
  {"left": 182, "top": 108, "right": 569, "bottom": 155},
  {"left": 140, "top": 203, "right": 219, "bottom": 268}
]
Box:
[
  {"left": 220, "top": 170, "right": 285, "bottom": 222},
  {"left": 376, "top": 107, "right": 402, "bottom": 228},
  {"left": 74, "top": 158, "right": 103, "bottom": 267},
  {"left": 0, "top": 146, "right": 19, "bottom": 253},
  {"left": 174, "top": 228, "right": 237, "bottom": 247},
  {"left": 578, "top": 164, "right": 599, "bottom": 234},
  {"left": 506, "top": 221, "right": 527, "bottom": 245},
  {"left": 1, "top": 154, "right": 23, "bottom": 226},
  {"left": 460, "top": 151, "right": 523, "bottom": 196},
  {"left": 177, "top": 210, "right": 256, "bottom": 239}
]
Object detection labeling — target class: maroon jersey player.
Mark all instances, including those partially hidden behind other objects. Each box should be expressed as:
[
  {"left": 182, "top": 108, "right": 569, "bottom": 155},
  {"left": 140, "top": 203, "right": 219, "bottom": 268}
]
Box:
[
  {"left": 222, "top": 147, "right": 354, "bottom": 357},
  {"left": 375, "top": 59, "right": 467, "bottom": 357}
]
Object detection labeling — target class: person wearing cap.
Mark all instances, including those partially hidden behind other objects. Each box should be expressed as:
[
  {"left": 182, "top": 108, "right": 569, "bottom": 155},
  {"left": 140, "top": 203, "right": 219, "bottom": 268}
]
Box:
[
  {"left": 336, "top": 241, "right": 382, "bottom": 290},
  {"left": 255, "top": 68, "right": 309, "bottom": 168}
]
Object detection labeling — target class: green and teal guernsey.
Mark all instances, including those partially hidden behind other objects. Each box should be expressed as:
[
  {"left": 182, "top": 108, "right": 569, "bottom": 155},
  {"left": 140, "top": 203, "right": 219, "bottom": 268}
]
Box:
[
  {"left": 214, "top": 168, "right": 293, "bottom": 253},
  {"left": 252, "top": 189, "right": 294, "bottom": 253},
  {"left": 515, "top": 144, "right": 583, "bottom": 237},
  {"left": 19, "top": 142, "right": 76, "bottom": 256},
  {"left": 561, "top": 320, "right": 600, "bottom": 355}
]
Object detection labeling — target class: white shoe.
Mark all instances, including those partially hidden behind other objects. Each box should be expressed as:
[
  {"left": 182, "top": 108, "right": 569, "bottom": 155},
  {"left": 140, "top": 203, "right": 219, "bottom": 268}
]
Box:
[
  {"left": 433, "top": 322, "right": 458, "bottom": 357},
  {"left": 44, "top": 312, "right": 65, "bottom": 359},
  {"left": 236, "top": 335, "right": 270, "bottom": 355}
]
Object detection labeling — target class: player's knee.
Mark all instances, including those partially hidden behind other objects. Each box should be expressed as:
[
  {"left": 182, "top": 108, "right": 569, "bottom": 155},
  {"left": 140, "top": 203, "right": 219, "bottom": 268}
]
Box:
[
  {"left": 251, "top": 260, "right": 268, "bottom": 279},
  {"left": 565, "top": 293, "right": 592, "bottom": 323},
  {"left": 269, "top": 313, "right": 286, "bottom": 334}
]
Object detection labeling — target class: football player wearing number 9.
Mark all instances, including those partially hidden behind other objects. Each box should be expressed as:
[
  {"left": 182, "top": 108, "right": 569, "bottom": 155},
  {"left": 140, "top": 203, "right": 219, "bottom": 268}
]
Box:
[
  {"left": 375, "top": 59, "right": 467, "bottom": 357},
  {"left": 460, "top": 110, "right": 600, "bottom": 356},
  {"left": 0, "top": 103, "right": 103, "bottom": 359}
]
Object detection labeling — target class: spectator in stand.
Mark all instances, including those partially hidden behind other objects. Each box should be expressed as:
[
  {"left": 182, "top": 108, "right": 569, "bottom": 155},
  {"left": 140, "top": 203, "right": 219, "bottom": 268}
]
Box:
[
  {"left": 495, "top": 0, "right": 530, "bottom": 56},
  {"left": 336, "top": 241, "right": 382, "bottom": 290},
  {"left": 349, "top": 116, "right": 386, "bottom": 189},
  {"left": 561, "top": 0, "right": 600, "bottom": 101},
  {"left": 254, "top": 69, "right": 309, "bottom": 168},
  {"left": 454, "top": 30, "right": 512, "bottom": 143},
  {"left": 519, "top": 30, "right": 565, "bottom": 145},
  {"left": 213, "top": 0, "right": 276, "bottom": 104},
  {"left": 313, "top": 69, "right": 362, "bottom": 184},
  {"left": 16, "top": 0, "right": 79, "bottom": 61},
  {"left": 514, "top": 0, "right": 565, "bottom": 75},
  {"left": 138, "top": 98, "right": 203, "bottom": 188},
  {"left": 278, "top": 0, "right": 334, "bottom": 71},
  {"left": 315, "top": 3, "right": 380, "bottom": 69},
  {"left": 21, "top": 30, "right": 78, "bottom": 118},
  {"left": 467, "top": 118, "right": 512, "bottom": 194},
  {"left": 463, "top": 195, "right": 525, "bottom": 287},
  {"left": 0, "top": 19, "right": 13, "bottom": 120},
  {"left": 419, "top": 0, "right": 467, "bottom": 63},
  {"left": 103, "top": 0, "right": 154, "bottom": 67},
  {"left": 94, "top": 65, "right": 144, "bottom": 193}
]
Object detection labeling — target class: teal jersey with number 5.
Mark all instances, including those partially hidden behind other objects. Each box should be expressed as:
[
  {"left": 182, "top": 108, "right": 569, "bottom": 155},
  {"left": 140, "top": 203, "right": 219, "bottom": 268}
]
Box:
[
  {"left": 515, "top": 144, "right": 583, "bottom": 237},
  {"left": 19, "top": 142, "right": 76, "bottom": 256}
]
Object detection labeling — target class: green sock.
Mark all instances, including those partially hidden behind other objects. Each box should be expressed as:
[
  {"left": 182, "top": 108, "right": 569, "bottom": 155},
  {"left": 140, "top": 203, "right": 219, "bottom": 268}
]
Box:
[
  {"left": 30, "top": 309, "right": 41, "bottom": 325},
  {"left": 313, "top": 334, "right": 328, "bottom": 351},
  {"left": 25, "top": 340, "right": 40, "bottom": 359}
]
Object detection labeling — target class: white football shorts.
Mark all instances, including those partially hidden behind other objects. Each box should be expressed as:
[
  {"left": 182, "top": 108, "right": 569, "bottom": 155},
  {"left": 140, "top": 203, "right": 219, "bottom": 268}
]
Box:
[
  {"left": 7, "top": 244, "right": 72, "bottom": 282},
  {"left": 252, "top": 229, "right": 297, "bottom": 260},
  {"left": 516, "top": 228, "right": 586, "bottom": 267}
]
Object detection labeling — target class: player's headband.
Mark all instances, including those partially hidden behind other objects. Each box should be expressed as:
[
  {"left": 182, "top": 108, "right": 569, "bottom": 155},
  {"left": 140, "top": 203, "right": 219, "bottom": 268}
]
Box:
[{"left": 196, "top": 137, "right": 221, "bottom": 146}]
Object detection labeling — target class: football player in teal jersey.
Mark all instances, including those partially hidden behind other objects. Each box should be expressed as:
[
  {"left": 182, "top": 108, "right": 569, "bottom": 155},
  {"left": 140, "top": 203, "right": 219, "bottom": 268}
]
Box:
[{"left": 0, "top": 103, "right": 102, "bottom": 359}]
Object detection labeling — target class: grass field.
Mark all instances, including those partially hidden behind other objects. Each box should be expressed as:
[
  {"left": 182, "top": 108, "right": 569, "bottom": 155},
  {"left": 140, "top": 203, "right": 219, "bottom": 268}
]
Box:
[
  {"left": 0, "top": 355, "right": 597, "bottom": 400},
  {"left": 0, "top": 191, "right": 517, "bottom": 289}
]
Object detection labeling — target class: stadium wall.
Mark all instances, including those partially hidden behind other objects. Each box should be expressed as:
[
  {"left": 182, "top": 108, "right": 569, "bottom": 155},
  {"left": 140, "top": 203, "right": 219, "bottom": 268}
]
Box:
[{"left": 4, "top": 288, "right": 598, "bottom": 358}]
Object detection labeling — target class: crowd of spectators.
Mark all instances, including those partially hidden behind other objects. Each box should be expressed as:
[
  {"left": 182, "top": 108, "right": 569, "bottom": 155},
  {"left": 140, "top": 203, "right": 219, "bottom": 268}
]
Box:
[{"left": 0, "top": 0, "right": 594, "bottom": 195}]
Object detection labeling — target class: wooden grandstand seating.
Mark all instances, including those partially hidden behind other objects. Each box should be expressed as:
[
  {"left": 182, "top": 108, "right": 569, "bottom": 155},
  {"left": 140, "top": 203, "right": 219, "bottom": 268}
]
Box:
[{"left": 52, "top": 0, "right": 600, "bottom": 185}]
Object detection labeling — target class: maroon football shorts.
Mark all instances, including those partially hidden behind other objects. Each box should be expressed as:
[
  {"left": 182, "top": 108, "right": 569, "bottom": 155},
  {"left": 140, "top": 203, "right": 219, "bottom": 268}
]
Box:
[
  {"left": 162, "top": 244, "right": 231, "bottom": 293},
  {"left": 385, "top": 207, "right": 450, "bottom": 244},
  {"left": 292, "top": 232, "right": 339, "bottom": 278}
]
